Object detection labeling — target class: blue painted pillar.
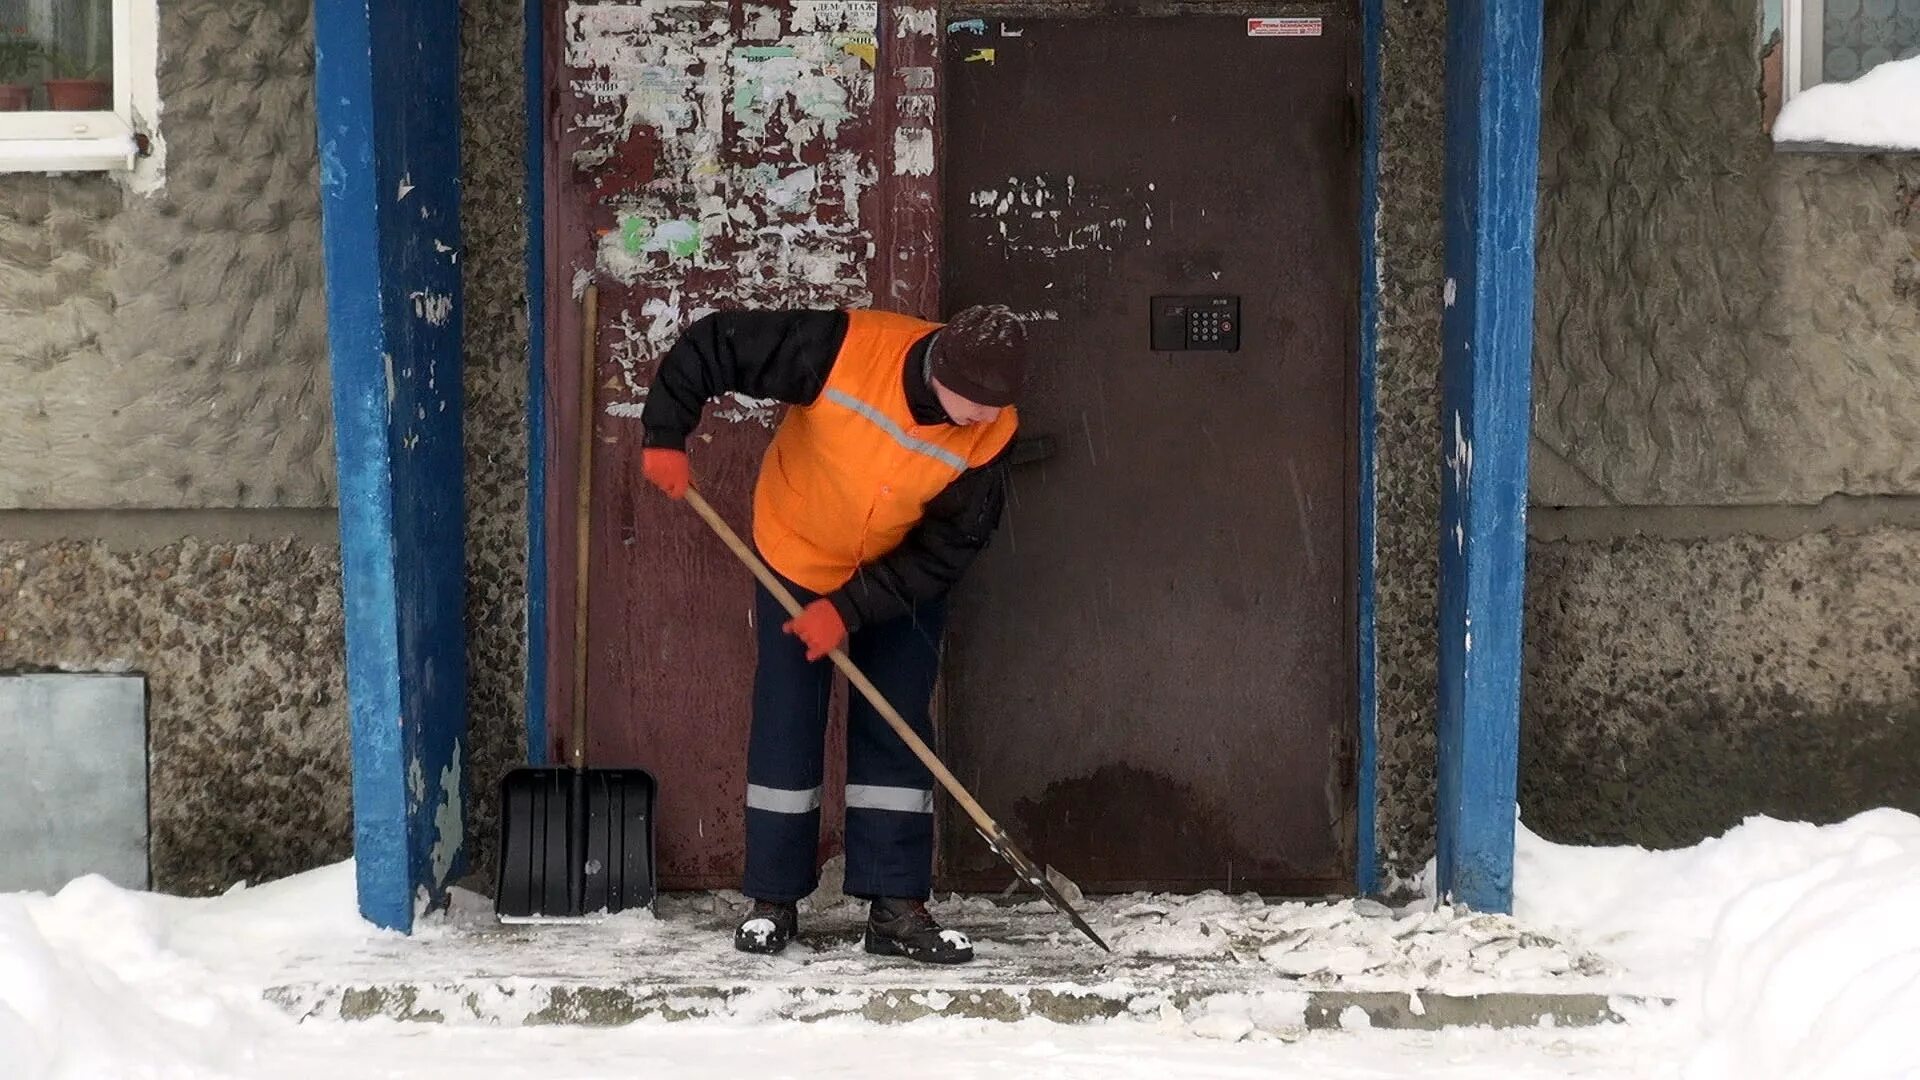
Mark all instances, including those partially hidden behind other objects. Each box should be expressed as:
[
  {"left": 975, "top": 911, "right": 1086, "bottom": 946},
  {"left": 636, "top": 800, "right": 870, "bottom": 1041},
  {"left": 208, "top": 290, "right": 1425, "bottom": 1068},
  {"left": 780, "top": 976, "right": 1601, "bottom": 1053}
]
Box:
[
  {"left": 313, "top": 0, "right": 468, "bottom": 932},
  {"left": 1435, "top": 0, "right": 1542, "bottom": 912},
  {"left": 522, "top": 0, "right": 551, "bottom": 766}
]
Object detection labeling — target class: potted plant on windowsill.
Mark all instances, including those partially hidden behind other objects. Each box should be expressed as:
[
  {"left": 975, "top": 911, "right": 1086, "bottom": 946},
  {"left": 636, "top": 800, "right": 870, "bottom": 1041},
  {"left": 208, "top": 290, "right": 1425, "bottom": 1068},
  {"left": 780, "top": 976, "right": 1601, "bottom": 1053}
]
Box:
[
  {"left": 44, "top": 51, "right": 109, "bottom": 111},
  {"left": 0, "top": 27, "right": 43, "bottom": 111}
]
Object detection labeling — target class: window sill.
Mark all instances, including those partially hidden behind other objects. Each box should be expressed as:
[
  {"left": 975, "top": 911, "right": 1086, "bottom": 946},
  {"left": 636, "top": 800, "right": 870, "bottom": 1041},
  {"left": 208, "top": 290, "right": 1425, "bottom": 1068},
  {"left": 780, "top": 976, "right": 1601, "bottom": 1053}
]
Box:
[
  {"left": 0, "top": 134, "right": 141, "bottom": 174},
  {"left": 1772, "top": 138, "right": 1920, "bottom": 156}
]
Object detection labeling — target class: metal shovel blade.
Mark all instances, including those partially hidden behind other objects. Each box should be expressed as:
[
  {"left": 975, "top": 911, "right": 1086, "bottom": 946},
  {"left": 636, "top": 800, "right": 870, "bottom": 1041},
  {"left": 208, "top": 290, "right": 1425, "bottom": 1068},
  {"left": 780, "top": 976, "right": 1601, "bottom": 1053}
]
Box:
[{"left": 979, "top": 825, "right": 1111, "bottom": 953}]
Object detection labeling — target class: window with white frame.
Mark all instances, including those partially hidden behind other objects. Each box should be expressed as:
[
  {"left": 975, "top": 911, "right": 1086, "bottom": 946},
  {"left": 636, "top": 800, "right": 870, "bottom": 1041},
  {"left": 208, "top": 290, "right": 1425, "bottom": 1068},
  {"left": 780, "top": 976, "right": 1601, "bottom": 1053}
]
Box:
[
  {"left": 1782, "top": 0, "right": 1920, "bottom": 98},
  {"left": 0, "top": 0, "right": 159, "bottom": 174}
]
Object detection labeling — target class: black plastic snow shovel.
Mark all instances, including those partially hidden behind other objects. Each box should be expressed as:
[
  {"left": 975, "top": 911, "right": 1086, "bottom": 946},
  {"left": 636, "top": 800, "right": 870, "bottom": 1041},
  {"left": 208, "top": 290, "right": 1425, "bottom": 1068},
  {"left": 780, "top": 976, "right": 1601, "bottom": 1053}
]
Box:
[
  {"left": 682, "top": 488, "right": 1110, "bottom": 953},
  {"left": 495, "top": 284, "right": 657, "bottom": 921}
]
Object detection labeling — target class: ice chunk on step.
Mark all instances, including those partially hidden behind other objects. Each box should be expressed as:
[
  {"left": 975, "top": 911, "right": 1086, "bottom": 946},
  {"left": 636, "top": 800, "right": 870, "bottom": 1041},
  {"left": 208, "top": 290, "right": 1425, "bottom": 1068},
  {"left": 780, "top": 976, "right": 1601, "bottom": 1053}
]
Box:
[
  {"left": 1043, "top": 865, "right": 1085, "bottom": 908},
  {"left": 913, "top": 990, "right": 954, "bottom": 1011},
  {"left": 1127, "top": 993, "right": 1169, "bottom": 1017},
  {"left": 1389, "top": 913, "right": 1435, "bottom": 939},
  {"left": 1165, "top": 891, "right": 1243, "bottom": 918},
  {"left": 1189, "top": 996, "right": 1255, "bottom": 1042},
  {"left": 1492, "top": 945, "right": 1572, "bottom": 978},
  {"left": 1262, "top": 944, "right": 1390, "bottom": 977},
  {"left": 1268, "top": 903, "right": 1354, "bottom": 934},
  {"left": 1461, "top": 914, "right": 1522, "bottom": 944},
  {"left": 1351, "top": 898, "right": 1394, "bottom": 919},
  {"left": 1117, "top": 920, "right": 1232, "bottom": 958},
  {"left": 1250, "top": 991, "right": 1310, "bottom": 1035},
  {"left": 1339, "top": 1005, "right": 1374, "bottom": 1030},
  {"left": 804, "top": 855, "right": 846, "bottom": 911}
]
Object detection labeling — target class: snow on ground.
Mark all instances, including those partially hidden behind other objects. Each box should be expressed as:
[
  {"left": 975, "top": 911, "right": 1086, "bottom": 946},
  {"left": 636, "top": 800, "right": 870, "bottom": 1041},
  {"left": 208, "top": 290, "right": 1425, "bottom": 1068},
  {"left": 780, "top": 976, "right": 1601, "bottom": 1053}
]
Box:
[
  {"left": 1509, "top": 807, "right": 1920, "bottom": 1080},
  {"left": 1773, "top": 53, "right": 1920, "bottom": 149},
  {"left": 0, "top": 862, "right": 1680, "bottom": 1079},
  {"left": 6, "top": 808, "right": 1920, "bottom": 1078},
  {"left": 941, "top": 887, "right": 1615, "bottom": 992}
]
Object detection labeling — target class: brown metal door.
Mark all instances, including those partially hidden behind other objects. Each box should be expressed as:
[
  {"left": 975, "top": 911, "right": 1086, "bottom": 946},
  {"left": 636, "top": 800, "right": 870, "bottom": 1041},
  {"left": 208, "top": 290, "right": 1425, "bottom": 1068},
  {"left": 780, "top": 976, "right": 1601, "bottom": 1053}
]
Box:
[
  {"left": 544, "top": 0, "right": 942, "bottom": 888},
  {"left": 938, "top": 14, "right": 1359, "bottom": 894}
]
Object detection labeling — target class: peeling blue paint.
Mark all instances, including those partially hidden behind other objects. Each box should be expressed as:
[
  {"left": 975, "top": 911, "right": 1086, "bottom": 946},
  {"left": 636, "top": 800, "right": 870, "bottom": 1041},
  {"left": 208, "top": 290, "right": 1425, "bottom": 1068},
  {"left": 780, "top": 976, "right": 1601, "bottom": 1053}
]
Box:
[
  {"left": 1355, "top": 0, "right": 1384, "bottom": 898},
  {"left": 524, "top": 0, "right": 551, "bottom": 766},
  {"left": 947, "top": 18, "right": 987, "bottom": 34},
  {"left": 313, "top": 0, "right": 470, "bottom": 933},
  {"left": 1435, "top": 0, "right": 1541, "bottom": 914}
]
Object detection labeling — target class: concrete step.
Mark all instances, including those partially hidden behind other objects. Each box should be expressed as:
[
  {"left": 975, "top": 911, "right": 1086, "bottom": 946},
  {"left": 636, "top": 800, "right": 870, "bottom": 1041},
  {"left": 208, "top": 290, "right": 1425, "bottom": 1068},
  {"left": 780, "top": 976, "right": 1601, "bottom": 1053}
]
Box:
[
  {"left": 266, "top": 976, "right": 1656, "bottom": 1032},
  {"left": 258, "top": 892, "right": 1665, "bottom": 1033}
]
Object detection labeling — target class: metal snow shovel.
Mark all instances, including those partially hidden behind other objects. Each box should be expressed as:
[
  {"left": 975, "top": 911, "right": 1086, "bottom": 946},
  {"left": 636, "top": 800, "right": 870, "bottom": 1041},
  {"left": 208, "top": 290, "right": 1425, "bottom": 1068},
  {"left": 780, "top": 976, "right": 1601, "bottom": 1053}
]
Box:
[
  {"left": 495, "top": 284, "right": 657, "bottom": 921},
  {"left": 682, "top": 487, "right": 1111, "bottom": 952}
]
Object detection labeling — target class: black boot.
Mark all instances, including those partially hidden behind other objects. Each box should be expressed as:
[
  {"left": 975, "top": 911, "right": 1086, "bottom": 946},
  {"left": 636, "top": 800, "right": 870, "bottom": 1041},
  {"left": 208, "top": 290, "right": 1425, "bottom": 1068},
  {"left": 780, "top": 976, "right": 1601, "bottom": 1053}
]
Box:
[
  {"left": 863, "top": 897, "right": 974, "bottom": 964},
  {"left": 734, "top": 899, "right": 799, "bottom": 955}
]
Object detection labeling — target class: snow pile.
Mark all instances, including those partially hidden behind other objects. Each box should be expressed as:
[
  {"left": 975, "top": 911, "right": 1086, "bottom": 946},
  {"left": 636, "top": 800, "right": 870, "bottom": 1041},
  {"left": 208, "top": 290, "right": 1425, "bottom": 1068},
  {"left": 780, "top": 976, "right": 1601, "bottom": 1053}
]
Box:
[
  {"left": 1048, "top": 890, "right": 1606, "bottom": 990},
  {"left": 1686, "top": 809, "right": 1920, "bottom": 1080},
  {"left": 1773, "top": 53, "right": 1920, "bottom": 149},
  {"left": 1513, "top": 814, "right": 1846, "bottom": 988},
  {"left": 1510, "top": 808, "right": 1920, "bottom": 1080},
  {"left": 0, "top": 862, "right": 388, "bottom": 1079}
]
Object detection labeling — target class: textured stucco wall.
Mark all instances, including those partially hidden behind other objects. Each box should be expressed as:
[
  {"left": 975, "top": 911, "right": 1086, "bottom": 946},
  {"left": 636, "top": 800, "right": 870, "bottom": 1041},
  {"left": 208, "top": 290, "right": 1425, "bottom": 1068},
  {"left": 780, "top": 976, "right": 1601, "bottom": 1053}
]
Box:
[
  {"left": 1520, "top": 0, "right": 1920, "bottom": 853},
  {"left": 0, "top": 2, "right": 349, "bottom": 894},
  {"left": 1534, "top": 0, "right": 1920, "bottom": 507},
  {"left": 0, "top": 0, "right": 332, "bottom": 510},
  {"left": 0, "top": 538, "right": 350, "bottom": 895},
  {"left": 1523, "top": 528, "right": 1920, "bottom": 845},
  {"left": 457, "top": 0, "right": 533, "bottom": 886}
]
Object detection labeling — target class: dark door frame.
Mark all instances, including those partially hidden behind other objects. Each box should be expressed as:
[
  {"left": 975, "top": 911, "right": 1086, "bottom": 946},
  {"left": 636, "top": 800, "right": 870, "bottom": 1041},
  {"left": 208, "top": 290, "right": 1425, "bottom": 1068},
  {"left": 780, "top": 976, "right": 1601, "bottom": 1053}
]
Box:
[
  {"left": 331, "top": 0, "right": 1541, "bottom": 924},
  {"left": 518, "top": 0, "right": 1394, "bottom": 898}
]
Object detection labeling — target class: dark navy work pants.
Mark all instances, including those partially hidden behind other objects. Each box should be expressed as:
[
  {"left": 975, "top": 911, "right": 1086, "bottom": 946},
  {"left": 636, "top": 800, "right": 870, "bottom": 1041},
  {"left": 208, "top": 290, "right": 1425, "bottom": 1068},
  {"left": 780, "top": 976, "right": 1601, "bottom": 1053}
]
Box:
[{"left": 741, "top": 568, "right": 946, "bottom": 903}]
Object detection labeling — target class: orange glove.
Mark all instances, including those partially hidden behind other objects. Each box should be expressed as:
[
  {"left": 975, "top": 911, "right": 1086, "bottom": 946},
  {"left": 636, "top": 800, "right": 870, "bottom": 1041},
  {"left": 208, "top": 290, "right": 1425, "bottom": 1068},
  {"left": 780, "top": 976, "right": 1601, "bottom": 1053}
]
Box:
[
  {"left": 641, "top": 447, "right": 690, "bottom": 499},
  {"left": 783, "top": 599, "right": 847, "bottom": 662}
]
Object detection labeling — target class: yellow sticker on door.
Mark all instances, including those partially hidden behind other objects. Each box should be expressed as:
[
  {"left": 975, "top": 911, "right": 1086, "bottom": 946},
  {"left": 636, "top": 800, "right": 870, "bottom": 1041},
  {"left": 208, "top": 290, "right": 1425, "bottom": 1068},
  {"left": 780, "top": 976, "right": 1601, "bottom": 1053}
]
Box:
[{"left": 1247, "top": 17, "right": 1323, "bottom": 37}]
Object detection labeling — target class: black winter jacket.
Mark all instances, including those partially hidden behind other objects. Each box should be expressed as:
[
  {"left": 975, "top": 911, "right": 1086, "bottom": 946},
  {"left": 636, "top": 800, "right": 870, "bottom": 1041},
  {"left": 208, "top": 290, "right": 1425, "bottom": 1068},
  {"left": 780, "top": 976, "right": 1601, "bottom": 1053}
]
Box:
[{"left": 640, "top": 310, "right": 1010, "bottom": 632}]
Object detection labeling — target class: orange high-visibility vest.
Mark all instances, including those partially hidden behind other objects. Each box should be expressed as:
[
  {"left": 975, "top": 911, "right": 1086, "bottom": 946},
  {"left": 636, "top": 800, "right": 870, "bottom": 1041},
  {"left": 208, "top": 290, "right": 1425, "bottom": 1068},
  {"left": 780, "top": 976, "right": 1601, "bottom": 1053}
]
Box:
[{"left": 753, "top": 310, "right": 1019, "bottom": 594}]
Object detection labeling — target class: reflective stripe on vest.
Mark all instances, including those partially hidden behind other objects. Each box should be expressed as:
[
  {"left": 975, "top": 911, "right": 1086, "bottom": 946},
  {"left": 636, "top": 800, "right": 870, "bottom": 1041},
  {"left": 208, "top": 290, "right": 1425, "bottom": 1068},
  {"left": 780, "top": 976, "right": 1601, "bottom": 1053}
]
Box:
[
  {"left": 823, "top": 389, "right": 970, "bottom": 472},
  {"left": 751, "top": 310, "right": 1019, "bottom": 595}
]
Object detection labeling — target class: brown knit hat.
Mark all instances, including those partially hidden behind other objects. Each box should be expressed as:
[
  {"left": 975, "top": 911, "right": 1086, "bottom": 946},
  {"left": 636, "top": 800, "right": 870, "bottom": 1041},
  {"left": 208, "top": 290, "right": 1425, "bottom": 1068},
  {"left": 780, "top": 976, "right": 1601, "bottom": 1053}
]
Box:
[{"left": 929, "top": 305, "right": 1027, "bottom": 407}]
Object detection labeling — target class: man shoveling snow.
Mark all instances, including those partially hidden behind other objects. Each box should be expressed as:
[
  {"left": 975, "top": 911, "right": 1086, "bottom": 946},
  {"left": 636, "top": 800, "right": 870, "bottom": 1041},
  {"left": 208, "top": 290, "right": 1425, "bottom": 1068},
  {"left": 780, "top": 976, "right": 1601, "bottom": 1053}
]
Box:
[{"left": 640, "top": 304, "right": 1027, "bottom": 964}]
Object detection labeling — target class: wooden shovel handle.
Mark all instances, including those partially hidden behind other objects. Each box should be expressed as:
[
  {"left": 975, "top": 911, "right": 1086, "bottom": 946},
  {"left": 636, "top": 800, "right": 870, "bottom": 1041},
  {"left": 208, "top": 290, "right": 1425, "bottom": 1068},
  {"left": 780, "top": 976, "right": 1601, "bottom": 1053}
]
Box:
[
  {"left": 572, "top": 285, "right": 598, "bottom": 770},
  {"left": 681, "top": 487, "right": 1000, "bottom": 837}
]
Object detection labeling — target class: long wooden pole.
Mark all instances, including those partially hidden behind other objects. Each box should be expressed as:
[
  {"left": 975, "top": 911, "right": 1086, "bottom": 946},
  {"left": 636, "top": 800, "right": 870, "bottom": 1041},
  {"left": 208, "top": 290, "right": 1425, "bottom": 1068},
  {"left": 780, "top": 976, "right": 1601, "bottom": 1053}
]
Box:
[
  {"left": 567, "top": 285, "right": 599, "bottom": 916},
  {"left": 572, "top": 285, "right": 597, "bottom": 770}
]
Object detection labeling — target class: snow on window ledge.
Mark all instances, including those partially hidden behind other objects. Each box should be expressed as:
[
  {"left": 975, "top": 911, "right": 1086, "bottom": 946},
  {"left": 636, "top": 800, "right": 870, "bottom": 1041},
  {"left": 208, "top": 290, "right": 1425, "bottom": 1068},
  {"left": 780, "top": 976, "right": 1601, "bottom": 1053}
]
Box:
[{"left": 1773, "top": 54, "right": 1920, "bottom": 154}]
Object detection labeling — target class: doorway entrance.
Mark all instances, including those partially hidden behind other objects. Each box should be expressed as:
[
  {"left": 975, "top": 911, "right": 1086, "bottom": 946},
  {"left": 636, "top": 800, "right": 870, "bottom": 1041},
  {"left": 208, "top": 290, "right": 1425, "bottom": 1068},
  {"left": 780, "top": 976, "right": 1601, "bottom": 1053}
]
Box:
[{"left": 937, "top": 13, "right": 1362, "bottom": 893}]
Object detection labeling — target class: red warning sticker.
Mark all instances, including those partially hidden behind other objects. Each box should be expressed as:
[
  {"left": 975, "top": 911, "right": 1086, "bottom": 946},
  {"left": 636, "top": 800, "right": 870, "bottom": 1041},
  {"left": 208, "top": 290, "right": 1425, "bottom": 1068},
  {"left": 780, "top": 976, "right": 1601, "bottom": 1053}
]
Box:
[{"left": 1247, "top": 17, "right": 1323, "bottom": 37}]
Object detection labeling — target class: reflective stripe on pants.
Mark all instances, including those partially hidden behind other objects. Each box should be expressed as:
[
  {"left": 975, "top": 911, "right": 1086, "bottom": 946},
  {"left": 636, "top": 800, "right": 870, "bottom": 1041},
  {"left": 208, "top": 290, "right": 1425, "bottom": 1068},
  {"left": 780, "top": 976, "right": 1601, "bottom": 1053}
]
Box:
[{"left": 742, "top": 565, "right": 946, "bottom": 903}]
